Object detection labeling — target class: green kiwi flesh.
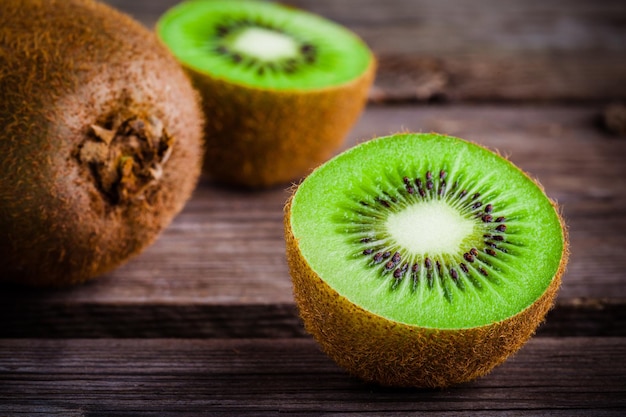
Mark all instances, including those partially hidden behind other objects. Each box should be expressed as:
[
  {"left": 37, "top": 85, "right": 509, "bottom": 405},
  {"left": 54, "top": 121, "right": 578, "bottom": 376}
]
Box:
[
  {"left": 0, "top": 0, "right": 204, "bottom": 286},
  {"left": 285, "top": 133, "right": 568, "bottom": 387},
  {"left": 157, "top": 0, "right": 372, "bottom": 90},
  {"left": 157, "top": 0, "right": 375, "bottom": 187}
]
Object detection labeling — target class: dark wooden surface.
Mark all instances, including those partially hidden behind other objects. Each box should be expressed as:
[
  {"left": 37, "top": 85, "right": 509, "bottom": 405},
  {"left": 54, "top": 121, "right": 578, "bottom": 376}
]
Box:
[{"left": 2, "top": 1, "right": 626, "bottom": 415}]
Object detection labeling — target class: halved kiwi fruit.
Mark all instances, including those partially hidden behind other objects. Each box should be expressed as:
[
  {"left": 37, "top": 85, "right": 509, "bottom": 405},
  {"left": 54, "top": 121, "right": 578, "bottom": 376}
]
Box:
[
  {"left": 285, "top": 133, "right": 569, "bottom": 387},
  {"left": 0, "top": 0, "right": 204, "bottom": 286},
  {"left": 157, "top": 0, "right": 375, "bottom": 188}
]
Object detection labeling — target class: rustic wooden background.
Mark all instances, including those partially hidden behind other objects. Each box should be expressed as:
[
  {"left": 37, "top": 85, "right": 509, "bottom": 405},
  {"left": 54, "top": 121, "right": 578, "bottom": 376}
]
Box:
[{"left": 1, "top": 0, "right": 625, "bottom": 415}]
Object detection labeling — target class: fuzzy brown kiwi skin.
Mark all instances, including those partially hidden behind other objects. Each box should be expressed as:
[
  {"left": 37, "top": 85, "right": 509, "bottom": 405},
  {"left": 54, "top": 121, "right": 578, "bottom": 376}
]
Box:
[
  {"left": 183, "top": 55, "right": 376, "bottom": 189},
  {"left": 284, "top": 179, "right": 569, "bottom": 388},
  {"left": 0, "top": 0, "right": 204, "bottom": 286}
]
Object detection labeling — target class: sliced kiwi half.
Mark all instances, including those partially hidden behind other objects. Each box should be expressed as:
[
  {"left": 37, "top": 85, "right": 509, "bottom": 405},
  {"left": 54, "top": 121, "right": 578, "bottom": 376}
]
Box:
[
  {"left": 285, "top": 133, "right": 569, "bottom": 388},
  {"left": 157, "top": 0, "right": 375, "bottom": 187}
]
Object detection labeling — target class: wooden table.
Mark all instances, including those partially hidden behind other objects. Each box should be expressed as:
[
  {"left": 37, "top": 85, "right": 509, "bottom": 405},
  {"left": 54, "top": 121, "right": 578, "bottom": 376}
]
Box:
[{"left": 2, "top": 1, "right": 625, "bottom": 415}]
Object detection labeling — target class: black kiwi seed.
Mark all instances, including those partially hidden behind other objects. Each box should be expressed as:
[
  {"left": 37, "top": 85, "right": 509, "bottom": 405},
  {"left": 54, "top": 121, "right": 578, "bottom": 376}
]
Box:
[
  {"left": 372, "top": 252, "right": 383, "bottom": 264},
  {"left": 300, "top": 43, "right": 314, "bottom": 54},
  {"left": 450, "top": 268, "right": 458, "bottom": 280},
  {"left": 375, "top": 197, "right": 390, "bottom": 208},
  {"left": 394, "top": 263, "right": 408, "bottom": 279},
  {"left": 216, "top": 25, "right": 229, "bottom": 36},
  {"left": 425, "top": 258, "right": 432, "bottom": 269},
  {"left": 347, "top": 168, "right": 514, "bottom": 295}
]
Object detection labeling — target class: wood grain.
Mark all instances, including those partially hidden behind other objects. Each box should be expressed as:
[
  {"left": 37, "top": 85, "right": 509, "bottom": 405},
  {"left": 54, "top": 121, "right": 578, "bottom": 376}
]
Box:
[
  {"left": 2, "top": 1, "right": 625, "bottom": 414},
  {"left": 1, "top": 105, "right": 624, "bottom": 339},
  {"left": 103, "top": 0, "right": 626, "bottom": 102},
  {"left": 0, "top": 337, "right": 624, "bottom": 415},
  {"left": 2, "top": 106, "right": 622, "bottom": 301}
]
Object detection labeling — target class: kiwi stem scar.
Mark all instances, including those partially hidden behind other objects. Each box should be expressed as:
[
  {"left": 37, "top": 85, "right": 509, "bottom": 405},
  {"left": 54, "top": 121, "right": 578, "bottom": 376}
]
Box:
[{"left": 77, "top": 115, "right": 173, "bottom": 205}]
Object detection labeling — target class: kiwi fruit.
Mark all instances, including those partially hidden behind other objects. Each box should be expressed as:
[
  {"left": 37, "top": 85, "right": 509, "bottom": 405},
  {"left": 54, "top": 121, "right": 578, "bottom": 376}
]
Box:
[
  {"left": 157, "top": 0, "right": 375, "bottom": 188},
  {"left": 0, "top": 0, "right": 204, "bottom": 286},
  {"left": 284, "top": 133, "right": 569, "bottom": 388}
]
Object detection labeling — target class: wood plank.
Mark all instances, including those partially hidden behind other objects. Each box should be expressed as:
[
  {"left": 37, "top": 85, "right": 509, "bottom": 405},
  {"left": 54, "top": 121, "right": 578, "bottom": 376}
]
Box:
[
  {"left": 102, "top": 0, "right": 626, "bottom": 102},
  {"left": 1, "top": 105, "right": 624, "bottom": 338},
  {"left": 1, "top": 105, "right": 622, "bottom": 304},
  {"left": 0, "top": 338, "right": 624, "bottom": 415}
]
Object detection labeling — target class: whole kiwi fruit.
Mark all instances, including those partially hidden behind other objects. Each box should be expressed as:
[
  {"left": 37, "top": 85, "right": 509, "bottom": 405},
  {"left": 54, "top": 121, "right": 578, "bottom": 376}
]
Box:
[
  {"left": 285, "top": 133, "right": 569, "bottom": 388},
  {"left": 157, "top": 0, "right": 375, "bottom": 188},
  {"left": 0, "top": 0, "right": 204, "bottom": 286}
]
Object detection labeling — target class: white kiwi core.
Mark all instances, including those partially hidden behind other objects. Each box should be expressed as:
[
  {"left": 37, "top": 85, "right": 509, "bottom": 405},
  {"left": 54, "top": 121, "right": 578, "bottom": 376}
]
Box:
[
  {"left": 231, "top": 27, "right": 298, "bottom": 61},
  {"left": 385, "top": 201, "right": 475, "bottom": 255}
]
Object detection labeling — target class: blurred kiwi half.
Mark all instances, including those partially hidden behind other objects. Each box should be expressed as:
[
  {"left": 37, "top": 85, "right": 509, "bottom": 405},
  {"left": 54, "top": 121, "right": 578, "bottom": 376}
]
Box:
[{"left": 157, "top": 0, "right": 375, "bottom": 188}]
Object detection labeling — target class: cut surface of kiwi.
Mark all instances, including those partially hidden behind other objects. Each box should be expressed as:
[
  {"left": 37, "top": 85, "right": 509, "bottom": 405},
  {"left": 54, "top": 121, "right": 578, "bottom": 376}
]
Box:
[
  {"left": 285, "top": 133, "right": 568, "bottom": 387},
  {"left": 157, "top": 0, "right": 375, "bottom": 188},
  {"left": 0, "top": 0, "right": 203, "bottom": 286},
  {"left": 158, "top": 0, "right": 371, "bottom": 90}
]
